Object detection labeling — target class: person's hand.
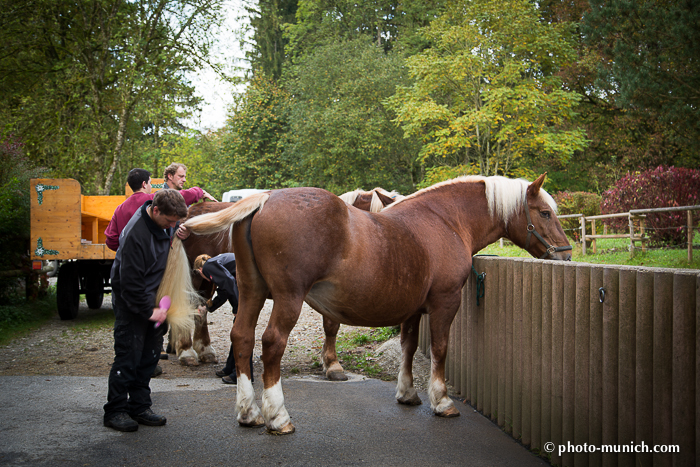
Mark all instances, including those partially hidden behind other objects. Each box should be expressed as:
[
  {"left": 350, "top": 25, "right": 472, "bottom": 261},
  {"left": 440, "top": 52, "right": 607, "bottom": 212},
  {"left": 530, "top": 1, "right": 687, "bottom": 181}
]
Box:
[
  {"left": 176, "top": 224, "right": 190, "bottom": 240},
  {"left": 149, "top": 306, "right": 167, "bottom": 326},
  {"left": 197, "top": 305, "right": 207, "bottom": 316},
  {"left": 203, "top": 191, "right": 218, "bottom": 202}
]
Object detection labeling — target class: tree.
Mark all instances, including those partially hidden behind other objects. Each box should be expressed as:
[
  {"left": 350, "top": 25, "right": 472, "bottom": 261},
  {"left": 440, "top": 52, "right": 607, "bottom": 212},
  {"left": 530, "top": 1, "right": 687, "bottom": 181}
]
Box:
[
  {"left": 284, "top": 38, "right": 420, "bottom": 193},
  {"left": 582, "top": 0, "right": 700, "bottom": 148},
  {"left": 244, "top": 0, "right": 298, "bottom": 80},
  {"left": 386, "top": 0, "right": 587, "bottom": 178},
  {"left": 0, "top": 0, "right": 225, "bottom": 194}
]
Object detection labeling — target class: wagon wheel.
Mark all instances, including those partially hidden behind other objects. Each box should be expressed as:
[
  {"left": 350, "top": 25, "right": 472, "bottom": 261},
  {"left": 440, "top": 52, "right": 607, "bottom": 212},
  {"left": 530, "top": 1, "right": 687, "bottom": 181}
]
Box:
[
  {"left": 85, "top": 272, "right": 104, "bottom": 309},
  {"left": 56, "top": 262, "right": 80, "bottom": 320}
]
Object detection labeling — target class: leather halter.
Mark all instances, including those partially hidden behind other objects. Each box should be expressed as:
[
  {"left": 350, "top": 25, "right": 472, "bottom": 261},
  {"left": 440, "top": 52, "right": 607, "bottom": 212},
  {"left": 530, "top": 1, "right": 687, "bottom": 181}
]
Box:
[{"left": 523, "top": 196, "right": 572, "bottom": 259}]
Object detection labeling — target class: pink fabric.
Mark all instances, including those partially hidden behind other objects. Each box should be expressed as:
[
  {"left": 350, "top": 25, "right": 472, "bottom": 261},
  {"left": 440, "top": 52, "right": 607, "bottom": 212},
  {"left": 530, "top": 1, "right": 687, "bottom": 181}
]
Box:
[{"left": 104, "top": 187, "right": 205, "bottom": 251}]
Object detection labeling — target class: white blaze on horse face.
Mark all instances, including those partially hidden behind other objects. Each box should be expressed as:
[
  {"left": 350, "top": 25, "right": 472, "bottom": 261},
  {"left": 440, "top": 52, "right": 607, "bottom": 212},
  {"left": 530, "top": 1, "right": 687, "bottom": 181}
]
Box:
[
  {"left": 236, "top": 374, "right": 262, "bottom": 425},
  {"left": 262, "top": 379, "right": 291, "bottom": 431}
]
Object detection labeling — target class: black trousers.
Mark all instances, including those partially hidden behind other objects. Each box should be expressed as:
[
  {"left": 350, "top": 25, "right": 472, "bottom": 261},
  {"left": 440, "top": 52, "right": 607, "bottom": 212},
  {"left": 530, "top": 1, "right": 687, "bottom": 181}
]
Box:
[{"left": 104, "top": 301, "right": 166, "bottom": 421}]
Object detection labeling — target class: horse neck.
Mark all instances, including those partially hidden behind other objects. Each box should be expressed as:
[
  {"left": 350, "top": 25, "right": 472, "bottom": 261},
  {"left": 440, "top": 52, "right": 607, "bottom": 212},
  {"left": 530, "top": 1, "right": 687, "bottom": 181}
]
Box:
[{"left": 394, "top": 182, "right": 508, "bottom": 255}]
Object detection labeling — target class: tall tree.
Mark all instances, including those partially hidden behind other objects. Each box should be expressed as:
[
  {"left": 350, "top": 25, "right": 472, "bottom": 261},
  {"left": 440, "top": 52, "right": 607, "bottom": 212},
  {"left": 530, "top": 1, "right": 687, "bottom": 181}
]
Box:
[
  {"left": 0, "top": 0, "right": 224, "bottom": 194},
  {"left": 284, "top": 38, "right": 420, "bottom": 193},
  {"left": 582, "top": 0, "right": 700, "bottom": 148},
  {"left": 244, "top": 0, "right": 298, "bottom": 80},
  {"left": 387, "top": 0, "right": 587, "bottom": 177}
]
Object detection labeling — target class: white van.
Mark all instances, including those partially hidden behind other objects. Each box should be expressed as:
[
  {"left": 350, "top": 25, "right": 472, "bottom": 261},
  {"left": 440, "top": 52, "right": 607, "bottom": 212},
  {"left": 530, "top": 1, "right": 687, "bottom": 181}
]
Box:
[{"left": 221, "top": 188, "right": 270, "bottom": 203}]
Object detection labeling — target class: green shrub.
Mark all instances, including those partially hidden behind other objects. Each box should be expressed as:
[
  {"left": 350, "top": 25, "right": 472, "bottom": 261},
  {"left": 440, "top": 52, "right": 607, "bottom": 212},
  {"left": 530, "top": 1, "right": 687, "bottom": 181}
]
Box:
[{"left": 552, "top": 191, "right": 602, "bottom": 241}]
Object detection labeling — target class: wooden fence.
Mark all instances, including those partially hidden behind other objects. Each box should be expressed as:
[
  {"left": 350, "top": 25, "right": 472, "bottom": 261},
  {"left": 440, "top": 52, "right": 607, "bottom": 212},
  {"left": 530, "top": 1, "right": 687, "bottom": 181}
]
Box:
[{"left": 418, "top": 255, "right": 698, "bottom": 467}]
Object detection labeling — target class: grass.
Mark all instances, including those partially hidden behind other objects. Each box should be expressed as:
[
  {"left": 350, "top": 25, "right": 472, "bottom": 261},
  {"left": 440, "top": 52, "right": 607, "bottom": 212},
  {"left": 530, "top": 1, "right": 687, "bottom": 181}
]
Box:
[
  {"left": 335, "top": 326, "right": 400, "bottom": 379},
  {"left": 478, "top": 231, "right": 700, "bottom": 270},
  {"left": 0, "top": 286, "right": 57, "bottom": 346}
]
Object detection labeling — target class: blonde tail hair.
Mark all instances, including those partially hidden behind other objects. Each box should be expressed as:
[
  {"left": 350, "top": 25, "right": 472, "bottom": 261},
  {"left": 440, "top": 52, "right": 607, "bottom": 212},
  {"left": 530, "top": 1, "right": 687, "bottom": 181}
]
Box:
[
  {"left": 157, "top": 237, "right": 201, "bottom": 338},
  {"left": 184, "top": 192, "right": 270, "bottom": 236}
]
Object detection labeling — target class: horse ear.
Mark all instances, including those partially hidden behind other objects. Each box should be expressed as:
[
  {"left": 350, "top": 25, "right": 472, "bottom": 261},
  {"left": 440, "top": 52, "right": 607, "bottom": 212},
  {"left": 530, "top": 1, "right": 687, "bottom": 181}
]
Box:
[
  {"left": 527, "top": 173, "right": 547, "bottom": 197},
  {"left": 375, "top": 190, "right": 394, "bottom": 208}
]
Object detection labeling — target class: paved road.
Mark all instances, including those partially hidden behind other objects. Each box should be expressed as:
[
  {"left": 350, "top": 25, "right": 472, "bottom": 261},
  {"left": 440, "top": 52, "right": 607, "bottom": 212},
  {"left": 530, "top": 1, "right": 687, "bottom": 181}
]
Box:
[{"left": 0, "top": 374, "right": 548, "bottom": 466}]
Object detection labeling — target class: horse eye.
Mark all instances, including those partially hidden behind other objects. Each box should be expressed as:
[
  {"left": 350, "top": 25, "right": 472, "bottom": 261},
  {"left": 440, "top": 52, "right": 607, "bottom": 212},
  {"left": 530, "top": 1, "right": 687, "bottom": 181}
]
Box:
[{"left": 540, "top": 211, "right": 551, "bottom": 219}]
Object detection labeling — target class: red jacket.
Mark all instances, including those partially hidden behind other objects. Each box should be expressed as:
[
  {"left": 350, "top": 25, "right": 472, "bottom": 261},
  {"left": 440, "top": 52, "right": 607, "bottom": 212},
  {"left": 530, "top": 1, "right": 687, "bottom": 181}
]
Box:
[{"left": 104, "top": 187, "right": 204, "bottom": 251}]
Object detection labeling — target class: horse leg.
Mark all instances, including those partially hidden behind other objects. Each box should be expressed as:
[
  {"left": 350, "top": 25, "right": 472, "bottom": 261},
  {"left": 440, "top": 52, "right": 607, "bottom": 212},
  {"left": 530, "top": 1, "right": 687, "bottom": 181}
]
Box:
[
  {"left": 193, "top": 309, "right": 217, "bottom": 363},
  {"left": 258, "top": 297, "right": 304, "bottom": 435},
  {"left": 173, "top": 323, "right": 199, "bottom": 366},
  {"left": 396, "top": 313, "right": 422, "bottom": 406},
  {"left": 321, "top": 316, "right": 347, "bottom": 381},
  {"left": 427, "top": 302, "right": 461, "bottom": 418}
]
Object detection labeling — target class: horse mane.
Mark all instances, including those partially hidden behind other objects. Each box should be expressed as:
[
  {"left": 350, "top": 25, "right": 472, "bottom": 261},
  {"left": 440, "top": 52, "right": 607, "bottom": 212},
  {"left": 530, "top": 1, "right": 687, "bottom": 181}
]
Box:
[
  {"left": 338, "top": 189, "right": 363, "bottom": 206},
  {"left": 385, "top": 175, "right": 556, "bottom": 226}
]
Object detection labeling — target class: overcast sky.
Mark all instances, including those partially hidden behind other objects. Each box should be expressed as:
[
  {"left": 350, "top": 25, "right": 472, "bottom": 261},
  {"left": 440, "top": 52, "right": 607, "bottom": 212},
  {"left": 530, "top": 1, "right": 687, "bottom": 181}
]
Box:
[{"left": 184, "top": 1, "right": 250, "bottom": 132}]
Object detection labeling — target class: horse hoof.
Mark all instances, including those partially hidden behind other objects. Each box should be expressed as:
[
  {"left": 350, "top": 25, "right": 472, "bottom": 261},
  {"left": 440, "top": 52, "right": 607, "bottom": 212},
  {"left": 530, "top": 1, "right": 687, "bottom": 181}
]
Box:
[
  {"left": 326, "top": 370, "right": 348, "bottom": 382},
  {"left": 266, "top": 422, "right": 295, "bottom": 435},
  {"left": 179, "top": 356, "right": 199, "bottom": 366},
  {"left": 238, "top": 416, "right": 265, "bottom": 428},
  {"left": 397, "top": 394, "right": 422, "bottom": 406},
  {"left": 199, "top": 354, "right": 218, "bottom": 364},
  {"left": 436, "top": 406, "right": 460, "bottom": 418}
]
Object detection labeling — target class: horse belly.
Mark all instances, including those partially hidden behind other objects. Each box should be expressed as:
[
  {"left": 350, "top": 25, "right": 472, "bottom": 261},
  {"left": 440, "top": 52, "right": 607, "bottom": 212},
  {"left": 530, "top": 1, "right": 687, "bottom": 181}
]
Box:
[{"left": 305, "top": 281, "right": 421, "bottom": 327}]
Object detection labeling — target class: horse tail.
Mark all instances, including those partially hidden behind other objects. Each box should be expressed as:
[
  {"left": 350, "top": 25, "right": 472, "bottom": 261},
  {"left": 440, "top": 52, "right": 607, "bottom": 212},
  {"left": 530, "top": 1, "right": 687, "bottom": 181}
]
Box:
[
  {"left": 184, "top": 192, "right": 270, "bottom": 236},
  {"left": 157, "top": 237, "right": 201, "bottom": 337}
]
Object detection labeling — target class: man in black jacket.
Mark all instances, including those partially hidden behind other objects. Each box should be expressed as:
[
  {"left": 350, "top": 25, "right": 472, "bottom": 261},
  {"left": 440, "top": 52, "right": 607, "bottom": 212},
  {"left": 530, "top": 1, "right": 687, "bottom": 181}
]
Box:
[
  {"left": 103, "top": 189, "right": 188, "bottom": 432},
  {"left": 193, "top": 253, "right": 254, "bottom": 385}
]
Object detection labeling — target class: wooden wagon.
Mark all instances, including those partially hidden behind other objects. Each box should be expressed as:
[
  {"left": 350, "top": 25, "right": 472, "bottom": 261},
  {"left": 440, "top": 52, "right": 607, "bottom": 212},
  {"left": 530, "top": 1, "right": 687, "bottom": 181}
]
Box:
[{"left": 30, "top": 178, "right": 164, "bottom": 319}]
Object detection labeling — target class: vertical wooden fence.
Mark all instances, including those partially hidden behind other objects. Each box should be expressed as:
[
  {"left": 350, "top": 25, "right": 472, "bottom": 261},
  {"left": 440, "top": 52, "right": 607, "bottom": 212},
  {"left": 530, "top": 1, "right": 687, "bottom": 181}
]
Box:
[{"left": 418, "top": 256, "right": 698, "bottom": 466}]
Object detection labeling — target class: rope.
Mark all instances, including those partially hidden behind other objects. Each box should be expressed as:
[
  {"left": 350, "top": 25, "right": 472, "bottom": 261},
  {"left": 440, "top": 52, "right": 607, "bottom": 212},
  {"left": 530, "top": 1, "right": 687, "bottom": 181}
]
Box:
[{"left": 472, "top": 265, "right": 486, "bottom": 306}]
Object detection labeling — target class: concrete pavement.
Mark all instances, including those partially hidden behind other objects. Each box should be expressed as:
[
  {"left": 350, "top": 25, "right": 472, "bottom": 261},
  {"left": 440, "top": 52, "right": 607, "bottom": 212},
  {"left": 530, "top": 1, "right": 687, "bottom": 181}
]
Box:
[{"left": 0, "top": 374, "right": 548, "bottom": 466}]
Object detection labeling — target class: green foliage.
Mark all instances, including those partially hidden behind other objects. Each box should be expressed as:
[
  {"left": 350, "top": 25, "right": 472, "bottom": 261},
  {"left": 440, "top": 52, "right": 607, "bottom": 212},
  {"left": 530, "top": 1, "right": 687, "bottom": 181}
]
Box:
[
  {"left": 0, "top": 287, "right": 57, "bottom": 346},
  {"left": 0, "top": 134, "right": 45, "bottom": 297},
  {"left": 601, "top": 166, "right": 700, "bottom": 247},
  {"left": 386, "top": 0, "right": 587, "bottom": 178},
  {"left": 284, "top": 39, "right": 421, "bottom": 193},
  {"left": 552, "top": 191, "right": 602, "bottom": 241},
  {"left": 220, "top": 77, "right": 295, "bottom": 190},
  {"left": 245, "top": 0, "right": 298, "bottom": 80},
  {"left": 582, "top": 0, "right": 700, "bottom": 148},
  {"left": 0, "top": 0, "right": 225, "bottom": 195}
]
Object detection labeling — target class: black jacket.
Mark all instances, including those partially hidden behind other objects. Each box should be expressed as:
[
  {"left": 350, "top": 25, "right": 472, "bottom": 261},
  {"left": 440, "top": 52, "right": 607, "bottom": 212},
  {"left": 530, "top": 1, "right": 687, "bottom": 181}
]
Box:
[
  {"left": 110, "top": 201, "right": 174, "bottom": 320},
  {"left": 201, "top": 253, "right": 238, "bottom": 314}
]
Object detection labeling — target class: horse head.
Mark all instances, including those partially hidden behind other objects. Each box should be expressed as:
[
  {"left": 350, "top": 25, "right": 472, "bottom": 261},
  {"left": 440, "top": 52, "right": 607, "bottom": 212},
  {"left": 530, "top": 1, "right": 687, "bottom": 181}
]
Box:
[{"left": 507, "top": 173, "right": 572, "bottom": 261}]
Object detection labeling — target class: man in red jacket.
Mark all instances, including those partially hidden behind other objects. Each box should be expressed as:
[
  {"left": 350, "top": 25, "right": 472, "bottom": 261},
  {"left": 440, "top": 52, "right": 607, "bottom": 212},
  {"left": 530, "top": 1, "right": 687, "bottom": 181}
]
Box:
[{"left": 105, "top": 167, "right": 216, "bottom": 252}]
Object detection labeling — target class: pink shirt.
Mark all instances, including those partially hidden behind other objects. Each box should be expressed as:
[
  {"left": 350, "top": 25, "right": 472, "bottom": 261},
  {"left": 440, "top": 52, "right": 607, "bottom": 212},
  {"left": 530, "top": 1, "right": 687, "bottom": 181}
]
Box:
[{"left": 104, "top": 187, "right": 204, "bottom": 251}]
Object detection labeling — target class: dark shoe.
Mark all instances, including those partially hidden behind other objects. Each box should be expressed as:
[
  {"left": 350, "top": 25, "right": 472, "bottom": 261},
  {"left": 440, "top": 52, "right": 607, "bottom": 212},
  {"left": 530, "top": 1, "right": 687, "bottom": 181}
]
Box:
[
  {"left": 159, "top": 352, "right": 168, "bottom": 360},
  {"left": 215, "top": 368, "right": 230, "bottom": 377},
  {"left": 104, "top": 413, "right": 138, "bottom": 432},
  {"left": 222, "top": 375, "right": 237, "bottom": 385},
  {"left": 131, "top": 408, "right": 167, "bottom": 426},
  {"left": 151, "top": 365, "right": 163, "bottom": 377}
]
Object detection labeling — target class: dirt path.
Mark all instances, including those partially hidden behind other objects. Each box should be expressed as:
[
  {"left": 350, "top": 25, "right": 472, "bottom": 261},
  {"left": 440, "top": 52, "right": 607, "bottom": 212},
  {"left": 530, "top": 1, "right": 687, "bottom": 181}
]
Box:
[{"left": 0, "top": 297, "right": 446, "bottom": 395}]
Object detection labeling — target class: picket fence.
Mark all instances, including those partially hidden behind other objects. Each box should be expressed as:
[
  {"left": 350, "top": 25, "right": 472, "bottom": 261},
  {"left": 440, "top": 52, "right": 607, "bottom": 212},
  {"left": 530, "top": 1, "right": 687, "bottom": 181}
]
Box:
[{"left": 418, "top": 255, "right": 699, "bottom": 467}]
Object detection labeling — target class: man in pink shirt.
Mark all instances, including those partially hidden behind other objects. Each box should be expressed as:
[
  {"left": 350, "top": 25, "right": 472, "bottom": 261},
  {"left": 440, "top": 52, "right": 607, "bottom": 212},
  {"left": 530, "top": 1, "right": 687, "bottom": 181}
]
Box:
[{"left": 163, "top": 163, "right": 216, "bottom": 204}]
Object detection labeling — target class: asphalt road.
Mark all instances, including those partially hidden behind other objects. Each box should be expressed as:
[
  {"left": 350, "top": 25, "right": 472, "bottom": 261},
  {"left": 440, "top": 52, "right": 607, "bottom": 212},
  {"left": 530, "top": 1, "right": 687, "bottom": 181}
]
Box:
[{"left": 0, "top": 374, "right": 548, "bottom": 466}]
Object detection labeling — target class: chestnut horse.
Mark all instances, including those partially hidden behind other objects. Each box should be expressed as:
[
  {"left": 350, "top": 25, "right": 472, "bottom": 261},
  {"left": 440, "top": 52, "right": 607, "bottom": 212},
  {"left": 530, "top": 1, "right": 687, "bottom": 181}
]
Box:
[
  {"left": 159, "top": 174, "right": 571, "bottom": 434},
  {"left": 170, "top": 190, "right": 400, "bottom": 375}
]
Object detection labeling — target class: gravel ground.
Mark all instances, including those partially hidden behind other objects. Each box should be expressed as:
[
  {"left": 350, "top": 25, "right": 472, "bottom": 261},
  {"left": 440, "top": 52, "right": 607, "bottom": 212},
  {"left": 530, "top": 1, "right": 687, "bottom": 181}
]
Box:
[{"left": 0, "top": 295, "right": 450, "bottom": 395}]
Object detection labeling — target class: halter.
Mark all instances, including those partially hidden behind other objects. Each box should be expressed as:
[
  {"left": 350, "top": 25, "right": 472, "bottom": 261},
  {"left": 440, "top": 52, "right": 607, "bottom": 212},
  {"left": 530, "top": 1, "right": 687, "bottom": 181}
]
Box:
[{"left": 523, "top": 196, "right": 572, "bottom": 259}]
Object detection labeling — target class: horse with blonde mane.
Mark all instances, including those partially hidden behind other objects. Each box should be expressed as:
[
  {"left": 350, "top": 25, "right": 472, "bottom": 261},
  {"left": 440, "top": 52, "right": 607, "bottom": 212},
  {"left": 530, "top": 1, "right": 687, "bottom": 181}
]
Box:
[
  {"left": 338, "top": 187, "right": 403, "bottom": 212},
  {"left": 160, "top": 173, "right": 571, "bottom": 435}
]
